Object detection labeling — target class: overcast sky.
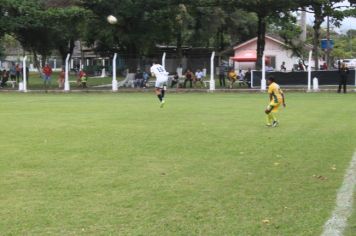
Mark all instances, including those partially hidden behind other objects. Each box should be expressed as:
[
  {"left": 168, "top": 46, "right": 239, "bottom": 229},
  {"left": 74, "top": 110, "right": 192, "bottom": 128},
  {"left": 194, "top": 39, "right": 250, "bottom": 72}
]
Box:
[{"left": 306, "top": 0, "right": 356, "bottom": 33}]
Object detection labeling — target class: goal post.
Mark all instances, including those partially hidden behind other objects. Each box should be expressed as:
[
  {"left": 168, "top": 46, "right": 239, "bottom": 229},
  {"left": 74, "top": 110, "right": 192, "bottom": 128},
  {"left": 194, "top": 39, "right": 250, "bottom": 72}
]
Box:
[
  {"left": 64, "top": 53, "right": 71, "bottom": 91},
  {"left": 112, "top": 53, "right": 118, "bottom": 91}
]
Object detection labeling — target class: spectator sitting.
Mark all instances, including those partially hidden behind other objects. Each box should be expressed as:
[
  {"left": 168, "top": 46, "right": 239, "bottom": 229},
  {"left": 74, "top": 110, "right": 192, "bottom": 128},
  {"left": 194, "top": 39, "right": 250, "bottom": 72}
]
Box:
[
  {"left": 244, "top": 68, "right": 252, "bottom": 88},
  {"left": 58, "top": 67, "right": 65, "bottom": 88},
  {"left": 228, "top": 69, "right": 237, "bottom": 88},
  {"left": 1, "top": 70, "right": 9, "bottom": 87},
  {"left": 298, "top": 61, "right": 305, "bottom": 71},
  {"left": 280, "top": 61, "right": 286, "bottom": 72},
  {"left": 194, "top": 69, "right": 205, "bottom": 87},
  {"left": 142, "top": 71, "right": 150, "bottom": 88},
  {"left": 322, "top": 62, "right": 328, "bottom": 70},
  {"left": 134, "top": 69, "right": 144, "bottom": 88},
  {"left": 265, "top": 65, "right": 274, "bottom": 72},
  {"left": 184, "top": 69, "right": 193, "bottom": 88},
  {"left": 171, "top": 72, "right": 179, "bottom": 88}
]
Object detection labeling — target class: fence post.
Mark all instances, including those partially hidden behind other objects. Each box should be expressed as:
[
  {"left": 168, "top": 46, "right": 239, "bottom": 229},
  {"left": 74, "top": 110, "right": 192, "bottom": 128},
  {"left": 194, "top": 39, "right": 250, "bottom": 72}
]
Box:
[
  {"left": 64, "top": 54, "right": 71, "bottom": 91},
  {"left": 112, "top": 53, "right": 118, "bottom": 91},
  {"left": 261, "top": 54, "right": 266, "bottom": 91},
  {"left": 22, "top": 56, "right": 27, "bottom": 92},
  {"left": 251, "top": 70, "right": 255, "bottom": 88},
  {"left": 308, "top": 50, "right": 312, "bottom": 92},
  {"left": 101, "top": 59, "right": 106, "bottom": 78},
  {"left": 162, "top": 52, "right": 166, "bottom": 70},
  {"left": 313, "top": 77, "right": 319, "bottom": 92},
  {"left": 210, "top": 51, "right": 215, "bottom": 91}
]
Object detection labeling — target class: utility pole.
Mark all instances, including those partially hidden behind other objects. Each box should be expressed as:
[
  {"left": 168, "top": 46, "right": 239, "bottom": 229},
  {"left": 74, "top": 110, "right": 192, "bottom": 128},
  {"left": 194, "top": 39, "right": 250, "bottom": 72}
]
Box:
[{"left": 326, "top": 16, "right": 332, "bottom": 70}]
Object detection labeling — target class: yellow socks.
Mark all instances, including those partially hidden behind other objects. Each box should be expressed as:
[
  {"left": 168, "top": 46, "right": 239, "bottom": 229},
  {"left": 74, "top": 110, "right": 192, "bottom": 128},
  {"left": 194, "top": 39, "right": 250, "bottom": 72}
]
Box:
[{"left": 266, "top": 113, "right": 278, "bottom": 126}]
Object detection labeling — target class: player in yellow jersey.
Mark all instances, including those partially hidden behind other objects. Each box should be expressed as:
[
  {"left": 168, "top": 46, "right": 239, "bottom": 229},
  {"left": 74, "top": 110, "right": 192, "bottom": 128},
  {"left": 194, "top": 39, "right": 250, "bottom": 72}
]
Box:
[{"left": 265, "top": 77, "right": 286, "bottom": 127}]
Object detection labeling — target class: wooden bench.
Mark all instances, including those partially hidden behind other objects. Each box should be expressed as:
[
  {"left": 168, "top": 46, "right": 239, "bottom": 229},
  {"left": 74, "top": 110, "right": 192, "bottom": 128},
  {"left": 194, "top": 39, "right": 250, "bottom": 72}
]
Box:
[
  {"left": 203, "top": 80, "right": 210, "bottom": 87},
  {"left": 6, "top": 81, "right": 16, "bottom": 88}
]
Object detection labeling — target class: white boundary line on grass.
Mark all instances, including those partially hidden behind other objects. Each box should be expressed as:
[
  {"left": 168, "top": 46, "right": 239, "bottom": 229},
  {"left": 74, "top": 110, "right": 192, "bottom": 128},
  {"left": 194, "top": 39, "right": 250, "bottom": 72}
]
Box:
[{"left": 321, "top": 151, "right": 356, "bottom": 236}]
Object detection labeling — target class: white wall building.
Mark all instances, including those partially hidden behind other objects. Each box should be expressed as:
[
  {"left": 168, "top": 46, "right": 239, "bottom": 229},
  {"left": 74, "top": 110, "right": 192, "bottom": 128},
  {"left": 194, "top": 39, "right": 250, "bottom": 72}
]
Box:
[{"left": 231, "top": 35, "right": 300, "bottom": 71}]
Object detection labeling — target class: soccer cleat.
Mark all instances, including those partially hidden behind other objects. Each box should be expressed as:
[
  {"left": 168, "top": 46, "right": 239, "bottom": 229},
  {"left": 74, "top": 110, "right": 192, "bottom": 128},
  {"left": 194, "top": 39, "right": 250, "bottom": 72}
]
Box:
[
  {"left": 272, "top": 121, "right": 279, "bottom": 127},
  {"left": 160, "top": 100, "right": 165, "bottom": 108},
  {"left": 266, "top": 124, "right": 272, "bottom": 127}
]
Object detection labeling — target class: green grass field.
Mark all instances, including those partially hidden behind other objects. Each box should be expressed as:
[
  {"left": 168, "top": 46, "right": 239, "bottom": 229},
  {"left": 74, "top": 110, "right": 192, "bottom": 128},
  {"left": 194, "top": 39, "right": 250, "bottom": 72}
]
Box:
[{"left": 0, "top": 92, "right": 356, "bottom": 235}]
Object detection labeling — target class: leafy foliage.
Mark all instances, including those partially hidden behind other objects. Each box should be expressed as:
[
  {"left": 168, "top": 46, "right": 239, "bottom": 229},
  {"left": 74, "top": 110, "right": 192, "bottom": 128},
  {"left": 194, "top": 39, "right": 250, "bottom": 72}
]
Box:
[{"left": 0, "top": 0, "right": 354, "bottom": 69}]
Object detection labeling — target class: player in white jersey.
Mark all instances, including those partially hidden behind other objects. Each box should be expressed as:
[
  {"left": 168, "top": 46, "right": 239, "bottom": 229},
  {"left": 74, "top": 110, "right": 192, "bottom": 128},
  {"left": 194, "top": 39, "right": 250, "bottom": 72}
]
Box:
[{"left": 150, "top": 62, "right": 169, "bottom": 108}]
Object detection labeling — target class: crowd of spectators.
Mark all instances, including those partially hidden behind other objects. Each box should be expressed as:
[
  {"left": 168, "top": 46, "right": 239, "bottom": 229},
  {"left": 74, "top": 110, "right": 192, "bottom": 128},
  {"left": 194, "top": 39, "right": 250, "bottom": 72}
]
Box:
[
  {"left": 219, "top": 65, "right": 251, "bottom": 88},
  {"left": 0, "top": 63, "right": 29, "bottom": 88}
]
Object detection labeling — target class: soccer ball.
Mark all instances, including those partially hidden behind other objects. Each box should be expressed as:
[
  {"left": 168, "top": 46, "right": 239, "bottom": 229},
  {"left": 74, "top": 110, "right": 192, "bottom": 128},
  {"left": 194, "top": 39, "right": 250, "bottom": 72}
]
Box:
[{"left": 107, "top": 15, "right": 118, "bottom": 24}]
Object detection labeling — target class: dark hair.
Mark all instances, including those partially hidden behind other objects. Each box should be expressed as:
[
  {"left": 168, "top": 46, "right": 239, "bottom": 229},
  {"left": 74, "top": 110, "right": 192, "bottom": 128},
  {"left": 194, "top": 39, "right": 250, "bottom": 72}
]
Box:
[{"left": 267, "top": 76, "right": 275, "bottom": 82}]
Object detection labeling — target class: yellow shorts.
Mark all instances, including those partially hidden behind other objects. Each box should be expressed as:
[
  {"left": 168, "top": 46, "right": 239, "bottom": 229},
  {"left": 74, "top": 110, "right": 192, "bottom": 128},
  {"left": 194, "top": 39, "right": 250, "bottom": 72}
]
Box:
[{"left": 267, "top": 100, "right": 282, "bottom": 113}]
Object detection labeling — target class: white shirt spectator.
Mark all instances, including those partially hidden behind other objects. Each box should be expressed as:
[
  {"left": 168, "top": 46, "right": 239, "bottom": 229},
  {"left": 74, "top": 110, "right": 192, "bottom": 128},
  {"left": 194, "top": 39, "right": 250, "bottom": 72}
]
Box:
[{"left": 195, "top": 71, "right": 204, "bottom": 80}]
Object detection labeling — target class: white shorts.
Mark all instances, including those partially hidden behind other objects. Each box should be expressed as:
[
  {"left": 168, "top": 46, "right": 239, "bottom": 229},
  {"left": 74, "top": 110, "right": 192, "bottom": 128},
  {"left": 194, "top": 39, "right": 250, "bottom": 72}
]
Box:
[{"left": 155, "top": 77, "right": 168, "bottom": 88}]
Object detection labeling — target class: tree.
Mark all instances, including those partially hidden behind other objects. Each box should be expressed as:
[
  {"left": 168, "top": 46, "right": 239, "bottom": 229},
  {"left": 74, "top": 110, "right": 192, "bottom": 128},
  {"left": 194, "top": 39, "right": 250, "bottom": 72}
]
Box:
[
  {"left": 44, "top": 4, "right": 88, "bottom": 63},
  {"left": 81, "top": 0, "right": 179, "bottom": 70},
  {"left": 298, "top": 0, "right": 346, "bottom": 69},
  {"left": 2, "top": 0, "right": 87, "bottom": 70},
  {"left": 230, "top": 0, "right": 300, "bottom": 69},
  {"left": 268, "top": 13, "right": 307, "bottom": 59}
]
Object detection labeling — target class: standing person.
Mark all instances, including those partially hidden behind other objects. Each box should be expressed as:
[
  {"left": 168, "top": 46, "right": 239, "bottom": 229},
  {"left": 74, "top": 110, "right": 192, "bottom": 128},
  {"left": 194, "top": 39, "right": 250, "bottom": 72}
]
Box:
[
  {"left": 150, "top": 62, "right": 168, "bottom": 108},
  {"left": 81, "top": 72, "right": 88, "bottom": 88},
  {"left": 219, "top": 64, "right": 226, "bottom": 88},
  {"left": 26, "top": 67, "right": 29, "bottom": 84},
  {"left": 58, "top": 67, "right": 65, "bottom": 88},
  {"left": 170, "top": 72, "right": 179, "bottom": 88},
  {"left": 42, "top": 64, "right": 53, "bottom": 89},
  {"left": 183, "top": 69, "right": 193, "bottom": 88},
  {"left": 265, "top": 77, "right": 286, "bottom": 127},
  {"left": 228, "top": 69, "right": 237, "bottom": 89},
  {"left": 338, "top": 63, "right": 349, "bottom": 93},
  {"left": 9, "top": 64, "right": 16, "bottom": 81},
  {"left": 0, "top": 70, "right": 2, "bottom": 87},
  {"left": 244, "top": 68, "right": 252, "bottom": 88},
  {"left": 15, "top": 64, "right": 21, "bottom": 83},
  {"left": 79, "top": 70, "right": 87, "bottom": 88},
  {"left": 238, "top": 69, "right": 244, "bottom": 80}
]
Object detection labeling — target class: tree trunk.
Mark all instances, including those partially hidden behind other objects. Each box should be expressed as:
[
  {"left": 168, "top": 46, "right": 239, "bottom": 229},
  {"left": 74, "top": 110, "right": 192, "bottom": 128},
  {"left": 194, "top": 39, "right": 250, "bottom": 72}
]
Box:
[
  {"left": 41, "top": 55, "right": 47, "bottom": 68},
  {"left": 256, "top": 15, "right": 266, "bottom": 70},
  {"left": 69, "top": 39, "right": 75, "bottom": 59},
  {"left": 176, "top": 27, "right": 183, "bottom": 65},
  {"left": 126, "top": 42, "right": 138, "bottom": 73},
  {"left": 313, "top": 14, "right": 323, "bottom": 70},
  {"left": 219, "top": 27, "right": 224, "bottom": 51},
  {"left": 58, "top": 44, "right": 67, "bottom": 64},
  {"left": 80, "top": 40, "right": 85, "bottom": 68},
  {"left": 33, "top": 50, "right": 43, "bottom": 77}
]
